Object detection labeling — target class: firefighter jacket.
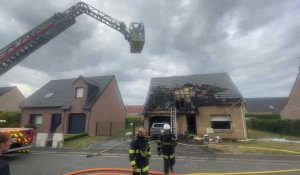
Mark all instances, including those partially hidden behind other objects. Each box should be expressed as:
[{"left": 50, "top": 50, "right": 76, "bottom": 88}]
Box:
[
  {"left": 157, "top": 132, "right": 177, "bottom": 156},
  {"left": 129, "top": 136, "right": 151, "bottom": 171}
]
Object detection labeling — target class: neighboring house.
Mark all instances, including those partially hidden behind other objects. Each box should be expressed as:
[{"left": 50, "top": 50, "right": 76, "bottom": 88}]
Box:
[
  {"left": 20, "top": 75, "right": 126, "bottom": 135},
  {"left": 144, "top": 73, "right": 248, "bottom": 140},
  {"left": 125, "top": 105, "right": 144, "bottom": 116},
  {"left": 0, "top": 86, "right": 25, "bottom": 111},
  {"left": 281, "top": 68, "right": 300, "bottom": 120},
  {"left": 244, "top": 97, "right": 288, "bottom": 115}
]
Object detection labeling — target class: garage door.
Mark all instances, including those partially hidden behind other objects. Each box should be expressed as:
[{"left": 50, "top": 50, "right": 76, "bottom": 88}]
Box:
[{"left": 68, "top": 113, "right": 86, "bottom": 134}]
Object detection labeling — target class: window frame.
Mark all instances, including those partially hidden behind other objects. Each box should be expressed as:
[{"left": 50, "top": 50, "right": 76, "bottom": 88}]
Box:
[
  {"left": 210, "top": 115, "right": 232, "bottom": 132},
  {"left": 30, "top": 114, "right": 43, "bottom": 125}
]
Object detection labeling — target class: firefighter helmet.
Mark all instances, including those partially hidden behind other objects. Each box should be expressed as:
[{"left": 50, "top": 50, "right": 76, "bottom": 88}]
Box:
[{"left": 163, "top": 124, "right": 171, "bottom": 130}]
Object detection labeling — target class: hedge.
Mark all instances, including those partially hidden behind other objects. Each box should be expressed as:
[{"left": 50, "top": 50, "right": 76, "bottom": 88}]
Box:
[
  {"left": 64, "top": 133, "right": 88, "bottom": 142},
  {"left": 247, "top": 118, "right": 300, "bottom": 137}
]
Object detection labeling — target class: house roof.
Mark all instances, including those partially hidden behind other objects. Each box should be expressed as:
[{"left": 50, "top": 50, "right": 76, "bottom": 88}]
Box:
[
  {"left": 20, "top": 75, "right": 114, "bottom": 109},
  {"left": 125, "top": 105, "right": 144, "bottom": 115},
  {"left": 244, "top": 97, "right": 288, "bottom": 113},
  {"left": 0, "top": 86, "right": 15, "bottom": 97},
  {"left": 145, "top": 73, "right": 242, "bottom": 107}
]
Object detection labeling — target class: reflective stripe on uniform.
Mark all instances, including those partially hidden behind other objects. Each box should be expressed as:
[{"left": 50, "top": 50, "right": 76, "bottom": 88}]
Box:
[
  {"left": 163, "top": 154, "right": 175, "bottom": 159},
  {"left": 142, "top": 166, "right": 149, "bottom": 172},
  {"left": 130, "top": 161, "right": 136, "bottom": 166},
  {"left": 147, "top": 151, "right": 151, "bottom": 156},
  {"left": 135, "top": 168, "right": 141, "bottom": 173},
  {"left": 129, "top": 149, "right": 135, "bottom": 154}
]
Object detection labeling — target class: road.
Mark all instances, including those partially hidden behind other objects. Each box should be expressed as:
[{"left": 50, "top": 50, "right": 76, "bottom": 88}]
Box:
[{"left": 4, "top": 151, "right": 300, "bottom": 175}]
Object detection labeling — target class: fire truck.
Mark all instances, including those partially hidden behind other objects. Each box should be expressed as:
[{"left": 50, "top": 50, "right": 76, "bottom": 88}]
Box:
[
  {"left": 0, "top": 1, "right": 145, "bottom": 76},
  {"left": 0, "top": 2, "right": 144, "bottom": 153},
  {"left": 0, "top": 128, "right": 34, "bottom": 153}
]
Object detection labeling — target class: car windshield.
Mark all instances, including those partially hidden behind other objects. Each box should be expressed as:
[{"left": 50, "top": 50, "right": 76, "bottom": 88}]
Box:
[{"left": 153, "top": 124, "right": 164, "bottom": 128}]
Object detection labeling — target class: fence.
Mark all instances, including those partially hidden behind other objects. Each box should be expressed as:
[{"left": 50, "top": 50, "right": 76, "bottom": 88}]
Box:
[{"left": 96, "top": 122, "right": 125, "bottom": 136}]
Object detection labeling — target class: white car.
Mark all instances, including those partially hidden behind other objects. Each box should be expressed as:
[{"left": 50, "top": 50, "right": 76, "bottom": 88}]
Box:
[{"left": 150, "top": 123, "right": 167, "bottom": 138}]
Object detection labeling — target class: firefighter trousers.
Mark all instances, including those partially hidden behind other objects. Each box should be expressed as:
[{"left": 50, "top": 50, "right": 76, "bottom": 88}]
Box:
[{"left": 163, "top": 155, "right": 175, "bottom": 175}]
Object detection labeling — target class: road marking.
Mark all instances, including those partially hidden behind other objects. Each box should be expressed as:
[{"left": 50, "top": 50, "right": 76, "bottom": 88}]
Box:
[
  {"left": 63, "top": 168, "right": 170, "bottom": 175},
  {"left": 212, "top": 144, "right": 300, "bottom": 155},
  {"left": 189, "top": 168, "right": 300, "bottom": 175},
  {"left": 176, "top": 142, "right": 300, "bottom": 155}
]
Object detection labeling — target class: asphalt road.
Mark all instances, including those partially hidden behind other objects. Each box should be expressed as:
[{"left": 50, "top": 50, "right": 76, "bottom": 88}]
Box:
[
  {"left": 3, "top": 152, "right": 300, "bottom": 175},
  {"left": 89, "top": 137, "right": 212, "bottom": 156}
]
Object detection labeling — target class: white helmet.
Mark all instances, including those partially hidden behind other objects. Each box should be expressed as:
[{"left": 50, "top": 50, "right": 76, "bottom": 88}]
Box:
[{"left": 163, "top": 124, "right": 171, "bottom": 130}]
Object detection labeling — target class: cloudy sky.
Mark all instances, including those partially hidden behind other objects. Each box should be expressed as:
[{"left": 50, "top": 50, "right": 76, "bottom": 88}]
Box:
[{"left": 0, "top": 0, "right": 299, "bottom": 105}]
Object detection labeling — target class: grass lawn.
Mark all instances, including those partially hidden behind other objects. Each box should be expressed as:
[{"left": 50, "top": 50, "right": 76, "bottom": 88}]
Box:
[
  {"left": 247, "top": 129, "right": 300, "bottom": 140},
  {"left": 63, "top": 136, "right": 108, "bottom": 149},
  {"left": 208, "top": 129, "right": 300, "bottom": 155}
]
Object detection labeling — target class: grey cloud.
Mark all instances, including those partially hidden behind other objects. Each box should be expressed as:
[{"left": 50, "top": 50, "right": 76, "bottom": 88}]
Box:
[{"left": 0, "top": 0, "right": 300, "bottom": 104}]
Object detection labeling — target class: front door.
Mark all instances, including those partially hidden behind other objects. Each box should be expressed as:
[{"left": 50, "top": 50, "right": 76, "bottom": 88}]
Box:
[
  {"left": 186, "top": 115, "right": 197, "bottom": 134},
  {"left": 50, "top": 114, "right": 62, "bottom": 133}
]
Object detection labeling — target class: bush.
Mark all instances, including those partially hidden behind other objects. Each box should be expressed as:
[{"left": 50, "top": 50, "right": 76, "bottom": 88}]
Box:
[
  {"left": 0, "top": 111, "right": 21, "bottom": 127},
  {"left": 247, "top": 118, "right": 300, "bottom": 137},
  {"left": 64, "top": 133, "right": 88, "bottom": 142},
  {"left": 125, "top": 116, "right": 141, "bottom": 129}
]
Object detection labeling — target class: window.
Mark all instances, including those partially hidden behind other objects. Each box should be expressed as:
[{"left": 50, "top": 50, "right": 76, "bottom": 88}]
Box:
[
  {"left": 30, "top": 114, "right": 43, "bottom": 125},
  {"left": 211, "top": 115, "right": 231, "bottom": 130},
  {"left": 44, "top": 92, "right": 54, "bottom": 98},
  {"left": 76, "top": 87, "right": 84, "bottom": 98}
]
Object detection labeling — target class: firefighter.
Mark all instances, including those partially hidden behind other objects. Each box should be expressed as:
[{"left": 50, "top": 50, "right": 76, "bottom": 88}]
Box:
[
  {"left": 157, "top": 124, "right": 177, "bottom": 175},
  {"left": 129, "top": 128, "right": 151, "bottom": 175}
]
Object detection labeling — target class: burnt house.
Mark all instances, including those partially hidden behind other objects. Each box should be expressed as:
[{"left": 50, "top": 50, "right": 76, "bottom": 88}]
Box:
[
  {"left": 144, "top": 73, "right": 248, "bottom": 139},
  {"left": 20, "top": 75, "right": 126, "bottom": 136}
]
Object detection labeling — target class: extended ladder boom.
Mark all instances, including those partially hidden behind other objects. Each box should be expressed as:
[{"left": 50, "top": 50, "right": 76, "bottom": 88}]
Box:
[
  {"left": 0, "top": 1, "right": 144, "bottom": 76},
  {"left": 171, "top": 107, "right": 177, "bottom": 139}
]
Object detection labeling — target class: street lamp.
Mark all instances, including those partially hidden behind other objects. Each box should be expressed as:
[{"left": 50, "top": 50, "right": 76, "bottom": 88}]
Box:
[{"left": 130, "top": 122, "right": 135, "bottom": 138}]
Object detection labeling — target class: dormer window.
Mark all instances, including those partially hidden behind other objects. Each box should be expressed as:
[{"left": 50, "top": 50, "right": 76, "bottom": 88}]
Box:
[{"left": 76, "top": 87, "right": 84, "bottom": 98}]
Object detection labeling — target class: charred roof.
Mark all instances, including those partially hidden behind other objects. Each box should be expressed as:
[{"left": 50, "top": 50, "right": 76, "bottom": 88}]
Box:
[{"left": 144, "top": 73, "right": 243, "bottom": 112}]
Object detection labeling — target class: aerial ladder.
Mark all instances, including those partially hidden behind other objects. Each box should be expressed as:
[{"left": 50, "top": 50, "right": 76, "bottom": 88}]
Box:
[
  {"left": 170, "top": 107, "right": 177, "bottom": 139},
  {"left": 0, "top": 1, "right": 145, "bottom": 76}
]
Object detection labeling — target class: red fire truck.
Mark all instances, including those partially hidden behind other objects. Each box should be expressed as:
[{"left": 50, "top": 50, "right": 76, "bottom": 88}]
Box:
[{"left": 0, "top": 128, "right": 34, "bottom": 153}]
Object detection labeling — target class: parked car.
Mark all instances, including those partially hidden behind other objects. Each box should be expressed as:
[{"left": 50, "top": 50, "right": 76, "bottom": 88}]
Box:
[{"left": 150, "top": 123, "right": 167, "bottom": 138}]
